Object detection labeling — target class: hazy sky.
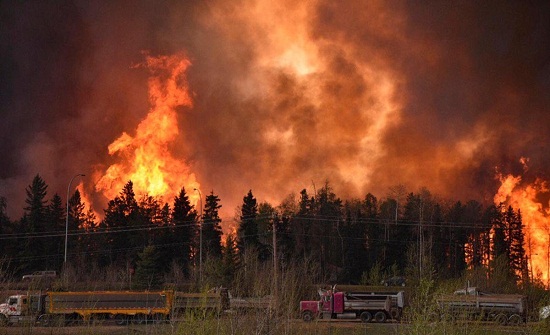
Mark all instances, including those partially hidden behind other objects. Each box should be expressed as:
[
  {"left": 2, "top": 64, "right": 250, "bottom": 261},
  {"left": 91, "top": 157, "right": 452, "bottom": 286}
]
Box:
[{"left": 1, "top": 0, "right": 549, "bottom": 220}]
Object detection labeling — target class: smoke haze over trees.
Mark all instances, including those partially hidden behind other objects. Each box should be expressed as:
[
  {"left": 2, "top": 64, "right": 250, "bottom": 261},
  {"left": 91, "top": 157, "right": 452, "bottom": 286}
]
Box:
[{"left": 1, "top": 1, "right": 549, "bottom": 222}]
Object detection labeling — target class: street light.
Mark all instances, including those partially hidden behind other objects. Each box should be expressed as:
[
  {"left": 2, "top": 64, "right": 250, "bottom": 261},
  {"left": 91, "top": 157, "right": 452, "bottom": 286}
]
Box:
[
  {"left": 65, "top": 173, "right": 85, "bottom": 265},
  {"left": 194, "top": 188, "right": 203, "bottom": 284}
]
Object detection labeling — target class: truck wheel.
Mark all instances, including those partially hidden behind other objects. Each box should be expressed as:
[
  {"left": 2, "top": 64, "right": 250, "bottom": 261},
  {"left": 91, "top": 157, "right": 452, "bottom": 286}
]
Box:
[
  {"left": 360, "top": 311, "right": 372, "bottom": 323},
  {"left": 302, "top": 311, "right": 314, "bottom": 322},
  {"left": 114, "top": 314, "right": 128, "bottom": 326},
  {"left": 38, "top": 314, "right": 52, "bottom": 327},
  {"left": 508, "top": 314, "right": 522, "bottom": 325},
  {"left": 494, "top": 313, "right": 507, "bottom": 326},
  {"left": 0, "top": 314, "right": 8, "bottom": 326},
  {"left": 132, "top": 314, "right": 146, "bottom": 324},
  {"left": 374, "top": 311, "right": 387, "bottom": 323}
]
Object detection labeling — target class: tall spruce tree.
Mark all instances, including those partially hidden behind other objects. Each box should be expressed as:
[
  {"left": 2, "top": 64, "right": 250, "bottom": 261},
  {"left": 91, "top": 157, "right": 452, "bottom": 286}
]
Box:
[
  {"left": 21, "top": 174, "right": 48, "bottom": 272},
  {"left": 46, "top": 194, "right": 65, "bottom": 269},
  {"left": 315, "top": 182, "right": 343, "bottom": 278},
  {"left": 506, "top": 206, "right": 527, "bottom": 283},
  {"left": 222, "top": 233, "right": 238, "bottom": 287},
  {"left": 172, "top": 187, "right": 196, "bottom": 278},
  {"left": 237, "top": 190, "right": 260, "bottom": 256},
  {"left": 202, "top": 191, "right": 223, "bottom": 259},
  {"left": 133, "top": 245, "right": 162, "bottom": 289},
  {"left": 292, "top": 189, "right": 315, "bottom": 258},
  {"left": 102, "top": 181, "right": 140, "bottom": 266},
  {"left": 67, "top": 190, "right": 86, "bottom": 264}
]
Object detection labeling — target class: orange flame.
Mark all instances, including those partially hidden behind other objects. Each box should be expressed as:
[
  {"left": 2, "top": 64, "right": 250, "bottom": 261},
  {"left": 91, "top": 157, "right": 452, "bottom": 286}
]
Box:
[
  {"left": 494, "top": 159, "right": 550, "bottom": 285},
  {"left": 95, "top": 53, "right": 200, "bottom": 206}
]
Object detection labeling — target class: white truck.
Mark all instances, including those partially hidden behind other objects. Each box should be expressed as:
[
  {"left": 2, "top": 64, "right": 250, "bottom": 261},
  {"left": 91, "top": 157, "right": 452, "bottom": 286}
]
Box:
[{"left": 0, "top": 293, "right": 45, "bottom": 325}]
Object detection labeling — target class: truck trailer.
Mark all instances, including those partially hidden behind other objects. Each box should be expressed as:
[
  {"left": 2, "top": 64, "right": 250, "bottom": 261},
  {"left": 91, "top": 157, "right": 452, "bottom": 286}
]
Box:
[
  {"left": 300, "top": 288, "right": 405, "bottom": 323},
  {"left": 1, "top": 291, "right": 173, "bottom": 326},
  {"left": 435, "top": 287, "right": 527, "bottom": 325}
]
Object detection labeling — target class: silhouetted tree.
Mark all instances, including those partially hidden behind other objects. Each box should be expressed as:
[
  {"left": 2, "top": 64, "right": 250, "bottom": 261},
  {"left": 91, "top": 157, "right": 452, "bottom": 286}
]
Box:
[
  {"left": 222, "top": 233, "right": 238, "bottom": 287},
  {"left": 172, "top": 187, "right": 196, "bottom": 278},
  {"left": 46, "top": 194, "right": 65, "bottom": 269},
  {"left": 133, "top": 245, "right": 162, "bottom": 289},
  {"left": 237, "top": 190, "right": 260, "bottom": 255},
  {"left": 292, "top": 189, "right": 315, "bottom": 257},
  {"left": 20, "top": 174, "right": 48, "bottom": 272},
  {"left": 67, "top": 190, "right": 86, "bottom": 264},
  {"left": 102, "top": 181, "right": 140, "bottom": 266},
  {"left": 202, "top": 191, "right": 223, "bottom": 259}
]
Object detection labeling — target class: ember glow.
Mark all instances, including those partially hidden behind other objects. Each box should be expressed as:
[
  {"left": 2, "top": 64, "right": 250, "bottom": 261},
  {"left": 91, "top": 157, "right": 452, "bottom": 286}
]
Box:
[
  {"left": 494, "top": 160, "right": 550, "bottom": 285},
  {"left": 95, "top": 54, "right": 200, "bottom": 205}
]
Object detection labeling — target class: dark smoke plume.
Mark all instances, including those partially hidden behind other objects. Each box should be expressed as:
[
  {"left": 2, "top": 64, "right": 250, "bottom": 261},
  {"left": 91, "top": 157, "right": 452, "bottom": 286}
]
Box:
[{"left": 1, "top": 0, "right": 549, "bottom": 220}]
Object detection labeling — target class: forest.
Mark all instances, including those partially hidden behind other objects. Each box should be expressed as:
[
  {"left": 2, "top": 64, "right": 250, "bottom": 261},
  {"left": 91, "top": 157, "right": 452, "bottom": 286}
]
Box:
[{"left": 0, "top": 174, "right": 538, "bottom": 294}]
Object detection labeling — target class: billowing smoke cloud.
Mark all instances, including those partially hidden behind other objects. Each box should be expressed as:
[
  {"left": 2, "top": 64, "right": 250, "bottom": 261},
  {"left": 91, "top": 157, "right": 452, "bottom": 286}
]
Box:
[{"left": 1, "top": 0, "right": 549, "bottom": 220}]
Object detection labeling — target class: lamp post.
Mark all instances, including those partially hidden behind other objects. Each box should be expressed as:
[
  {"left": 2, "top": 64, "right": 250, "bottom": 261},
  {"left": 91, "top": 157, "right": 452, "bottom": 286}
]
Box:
[
  {"left": 65, "top": 173, "right": 85, "bottom": 265},
  {"left": 194, "top": 188, "right": 203, "bottom": 284}
]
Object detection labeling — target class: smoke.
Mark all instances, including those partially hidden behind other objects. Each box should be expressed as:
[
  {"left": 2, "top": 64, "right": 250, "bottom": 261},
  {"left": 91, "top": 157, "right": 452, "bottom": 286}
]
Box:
[{"left": 1, "top": 0, "right": 549, "bottom": 220}]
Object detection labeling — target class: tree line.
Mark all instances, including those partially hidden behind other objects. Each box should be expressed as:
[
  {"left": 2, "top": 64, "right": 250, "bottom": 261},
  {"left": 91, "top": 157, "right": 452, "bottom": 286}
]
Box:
[{"left": 0, "top": 174, "right": 532, "bottom": 292}]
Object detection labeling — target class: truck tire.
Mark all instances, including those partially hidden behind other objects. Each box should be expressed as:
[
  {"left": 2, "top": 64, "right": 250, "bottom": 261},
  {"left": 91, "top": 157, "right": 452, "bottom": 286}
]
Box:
[
  {"left": 38, "top": 314, "right": 51, "bottom": 327},
  {"left": 360, "top": 311, "right": 372, "bottom": 323},
  {"left": 302, "top": 311, "right": 314, "bottom": 322},
  {"left": 374, "top": 311, "right": 387, "bottom": 323},
  {"left": 494, "top": 313, "right": 507, "bottom": 326},
  {"left": 114, "top": 314, "right": 128, "bottom": 325},
  {"left": 0, "top": 314, "right": 8, "bottom": 326},
  {"left": 508, "top": 314, "right": 522, "bottom": 325}
]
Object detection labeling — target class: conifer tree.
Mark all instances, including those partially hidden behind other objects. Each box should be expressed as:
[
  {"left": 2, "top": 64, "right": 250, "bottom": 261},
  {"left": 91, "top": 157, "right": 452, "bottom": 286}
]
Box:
[
  {"left": 46, "top": 194, "right": 65, "bottom": 269},
  {"left": 67, "top": 190, "right": 86, "bottom": 263},
  {"left": 172, "top": 187, "right": 197, "bottom": 278},
  {"left": 506, "top": 207, "right": 527, "bottom": 282},
  {"left": 222, "top": 233, "right": 238, "bottom": 287},
  {"left": 202, "top": 191, "right": 223, "bottom": 259},
  {"left": 292, "top": 189, "right": 315, "bottom": 257},
  {"left": 133, "top": 245, "right": 162, "bottom": 289},
  {"left": 21, "top": 174, "right": 48, "bottom": 272},
  {"left": 102, "top": 181, "right": 140, "bottom": 266},
  {"left": 237, "top": 190, "right": 260, "bottom": 256}
]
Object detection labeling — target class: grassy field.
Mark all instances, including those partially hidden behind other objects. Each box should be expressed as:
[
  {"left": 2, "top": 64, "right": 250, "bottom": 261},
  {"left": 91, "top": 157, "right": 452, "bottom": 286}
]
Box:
[{"left": 0, "top": 318, "right": 547, "bottom": 335}]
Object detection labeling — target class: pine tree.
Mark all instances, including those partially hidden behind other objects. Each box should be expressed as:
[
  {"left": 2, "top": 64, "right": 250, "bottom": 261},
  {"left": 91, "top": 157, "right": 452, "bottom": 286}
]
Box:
[
  {"left": 46, "top": 194, "right": 65, "bottom": 269},
  {"left": 222, "top": 233, "right": 238, "bottom": 287},
  {"left": 202, "top": 191, "right": 223, "bottom": 259},
  {"left": 315, "top": 182, "right": 343, "bottom": 277},
  {"left": 506, "top": 207, "right": 527, "bottom": 283},
  {"left": 237, "top": 190, "right": 260, "bottom": 255},
  {"left": 102, "top": 181, "right": 140, "bottom": 266},
  {"left": 67, "top": 190, "right": 86, "bottom": 264},
  {"left": 21, "top": 174, "right": 48, "bottom": 272},
  {"left": 133, "top": 245, "right": 162, "bottom": 289},
  {"left": 292, "top": 189, "right": 315, "bottom": 257},
  {"left": 172, "top": 187, "right": 197, "bottom": 278}
]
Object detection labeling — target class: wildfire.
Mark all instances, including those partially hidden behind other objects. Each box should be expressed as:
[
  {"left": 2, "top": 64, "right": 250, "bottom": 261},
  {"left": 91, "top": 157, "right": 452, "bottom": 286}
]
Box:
[
  {"left": 95, "top": 53, "right": 200, "bottom": 207},
  {"left": 494, "top": 158, "right": 550, "bottom": 285}
]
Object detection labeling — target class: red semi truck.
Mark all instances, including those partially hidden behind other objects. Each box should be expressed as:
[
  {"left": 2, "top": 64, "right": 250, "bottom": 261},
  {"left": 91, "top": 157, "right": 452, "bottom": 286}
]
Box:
[{"left": 300, "top": 288, "right": 405, "bottom": 323}]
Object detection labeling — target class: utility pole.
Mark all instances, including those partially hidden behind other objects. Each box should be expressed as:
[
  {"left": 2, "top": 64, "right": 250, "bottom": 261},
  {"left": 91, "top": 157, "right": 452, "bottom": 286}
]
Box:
[
  {"left": 194, "top": 188, "right": 203, "bottom": 285},
  {"left": 272, "top": 216, "right": 277, "bottom": 313}
]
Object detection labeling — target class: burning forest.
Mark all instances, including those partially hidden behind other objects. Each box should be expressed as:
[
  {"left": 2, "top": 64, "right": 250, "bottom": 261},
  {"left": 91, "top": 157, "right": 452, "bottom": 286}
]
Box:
[{"left": 1, "top": 1, "right": 550, "bottom": 289}]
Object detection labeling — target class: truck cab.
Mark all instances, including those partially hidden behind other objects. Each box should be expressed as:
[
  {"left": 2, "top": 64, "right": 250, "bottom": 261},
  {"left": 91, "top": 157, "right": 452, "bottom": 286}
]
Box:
[
  {"left": 0, "top": 295, "right": 27, "bottom": 317},
  {"left": 0, "top": 294, "right": 45, "bottom": 325}
]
